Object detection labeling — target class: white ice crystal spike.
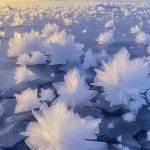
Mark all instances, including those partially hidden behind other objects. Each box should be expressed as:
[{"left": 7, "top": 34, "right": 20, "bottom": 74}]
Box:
[
  {"left": 96, "top": 31, "right": 114, "bottom": 45},
  {"left": 82, "top": 49, "right": 97, "bottom": 69},
  {"left": 53, "top": 68, "right": 97, "bottom": 107},
  {"left": 48, "top": 33, "right": 84, "bottom": 65},
  {"left": 15, "top": 88, "right": 40, "bottom": 113},
  {"left": 16, "top": 52, "right": 47, "bottom": 65},
  {"left": 8, "top": 30, "right": 45, "bottom": 57},
  {"left": 14, "top": 66, "right": 39, "bottom": 84},
  {"left": 22, "top": 101, "right": 106, "bottom": 150},
  {"left": 42, "top": 23, "right": 59, "bottom": 37},
  {"left": 92, "top": 48, "right": 150, "bottom": 107},
  {"left": 39, "top": 88, "right": 55, "bottom": 102}
]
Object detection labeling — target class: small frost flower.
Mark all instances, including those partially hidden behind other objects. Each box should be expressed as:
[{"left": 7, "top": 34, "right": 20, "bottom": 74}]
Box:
[
  {"left": 42, "top": 23, "right": 59, "bottom": 37},
  {"left": 39, "top": 88, "right": 55, "bottom": 102},
  {"left": 8, "top": 30, "right": 45, "bottom": 57},
  {"left": 135, "top": 32, "right": 150, "bottom": 44},
  {"left": 48, "top": 33, "right": 84, "bottom": 65},
  {"left": 130, "top": 25, "right": 141, "bottom": 34},
  {"left": 92, "top": 48, "right": 150, "bottom": 107},
  {"left": 15, "top": 88, "right": 40, "bottom": 113},
  {"left": 22, "top": 101, "right": 106, "bottom": 150},
  {"left": 122, "top": 112, "right": 136, "bottom": 123},
  {"left": 105, "top": 20, "right": 114, "bottom": 28},
  {"left": 16, "top": 52, "right": 47, "bottom": 65},
  {"left": 14, "top": 66, "right": 39, "bottom": 84},
  {"left": 96, "top": 31, "right": 114, "bottom": 45},
  {"left": 82, "top": 49, "right": 97, "bottom": 69},
  {"left": 54, "top": 68, "right": 97, "bottom": 107}
]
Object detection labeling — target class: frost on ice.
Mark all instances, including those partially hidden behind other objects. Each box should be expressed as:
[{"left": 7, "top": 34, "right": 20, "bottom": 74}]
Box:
[
  {"left": 92, "top": 48, "right": 150, "bottom": 107},
  {"left": 14, "top": 66, "right": 39, "bottom": 84},
  {"left": 54, "top": 68, "right": 97, "bottom": 107},
  {"left": 22, "top": 101, "right": 107, "bottom": 150}
]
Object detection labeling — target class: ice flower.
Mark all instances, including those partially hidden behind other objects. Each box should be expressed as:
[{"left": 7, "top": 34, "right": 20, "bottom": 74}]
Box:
[
  {"left": 14, "top": 66, "right": 39, "bottom": 84},
  {"left": 92, "top": 48, "right": 150, "bottom": 107},
  {"left": 48, "top": 34, "right": 84, "bottom": 65},
  {"left": 105, "top": 20, "right": 114, "bottom": 28},
  {"left": 54, "top": 68, "right": 97, "bottom": 107},
  {"left": 46, "top": 29, "right": 67, "bottom": 44},
  {"left": 39, "top": 88, "right": 55, "bottom": 102},
  {"left": 22, "top": 101, "right": 107, "bottom": 150},
  {"left": 15, "top": 88, "right": 40, "bottom": 113},
  {"left": 135, "top": 32, "right": 150, "bottom": 44},
  {"left": 11, "top": 15, "right": 24, "bottom": 27},
  {"left": 7, "top": 32, "right": 23, "bottom": 57},
  {"left": 130, "top": 25, "right": 141, "bottom": 34},
  {"left": 64, "top": 18, "right": 73, "bottom": 26},
  {"left": 8, "top": 30, "right": 45, "bottom": 57},
  {"left": 42, "top": 23, "right": 59, "bottom": 37},
  {"left": 135, "top": 32, "right": 146, "bottom": 44},
  {"left": 96, "top": 31, "right": 114, "bottom": 45},
  {"left": 82, "top": 49, "right": 97, "bottom": 69},
  {"left": 16, "top": 52, "right": 47, "bottom": 65},
  {"left": 122, "top": 112, "right": 136, "bottom": 123}
]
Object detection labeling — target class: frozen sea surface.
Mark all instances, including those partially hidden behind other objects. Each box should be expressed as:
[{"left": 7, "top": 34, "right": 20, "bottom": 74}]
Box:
[
  {"left": 0, "top": 1, "right": 150, "bottom": 90},
  {"left": 0, "top": 1, "right": 150, "bottom": 150}
]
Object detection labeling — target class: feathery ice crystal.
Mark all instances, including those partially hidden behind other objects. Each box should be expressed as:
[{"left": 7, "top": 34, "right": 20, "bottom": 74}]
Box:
[
  {"left": 39, "top": 88, "right": 55, "bottom": 102},
  {"left": 42, "top": 23, "right": 59, "bottom": 37},
  {"left": 14, "top": 66, "right": 39, "bottom": 84},
  {"left": 48, "top": 34, "right": 84, "bottom": 65},
  {"left": 54, "top": 68, "right": 97, "bottom": 107},
  {"left": 15, "top": 88, "right": 55, "bottom": 113},
  {"left": 92, "top": 48, "right": 150, "bottom": 107},
  {"left": 22, "top": 101, "right": 107, "bottom": 150},
  {"left": 16, "top": 52, "right": 47, "bottom": 65},
  {"left": 96, "top": 31, "right": 114, "bottom": 45},
  {"left": 8, "top": 30, "right": 45, "bottom": 57},
  {"left": 82, "top": 49, "right": 97, "bottom": 69},
  {"left": 15, "top": 88, "right": 39, "bottom": 113}
]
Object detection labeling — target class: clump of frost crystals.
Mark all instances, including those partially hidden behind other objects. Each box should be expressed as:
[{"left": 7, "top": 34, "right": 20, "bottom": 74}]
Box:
[
  {"left": 22, "top": 101, "right": 107, "bottom": 150},
  {"left": 42, "top": 23, "right": 59, "bottom": 37},
  {"left": 8, "top": 30, "right": 45, "bottom": 57},
  {"left": 96, "top": 31, "right": 114, "bottom": 45},
  {"left": 15, "top": 88, "right": 55, "bottom": 113},
  {"left": 92, "top": 48, "right": 150, "bottom": 107},
  {"left": 54, "top": 68, "right": 97, "bottom": 107},
  {"left": 48, "top": 33, "right": 84, "bottom": 65},
  {"left": 14, "top": 66, "right": 39, "bottom": 84},
  {"left": 15, "top": 88, "right": 39, "bottom": 113}
]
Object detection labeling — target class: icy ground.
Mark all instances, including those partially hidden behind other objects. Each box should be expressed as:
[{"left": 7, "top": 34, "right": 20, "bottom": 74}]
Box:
[{"left": 0, "top": 1, "right": 150, "bottom": 150}]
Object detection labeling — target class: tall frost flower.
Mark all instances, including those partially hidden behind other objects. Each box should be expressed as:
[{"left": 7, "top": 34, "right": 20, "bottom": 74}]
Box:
[
  {"left": 22, "top": 101, "right": 107, "bottom": 150},
  {"left": 14, "top": 66, "right": 39, "bottom": 84},
  {"left": 48, "top": 33, "right": 84, "bottom": 65},
  {"left": 8, "top": 30, "right": 45, "bottom": 57},
  {"left": 42, "top": 23, "right": 59, "bottom": 37},
  {"left": 96, "top": 31, "right": 114, "bottom": 45},
  {"left": 92, "top": 48, "right": 150, "bottom": 107},
  {"left": 15, "top": 88, "right": 40, "bottom": 113},
  {"left": 54, "top": 68, "right": 97, "bottom": 107}
]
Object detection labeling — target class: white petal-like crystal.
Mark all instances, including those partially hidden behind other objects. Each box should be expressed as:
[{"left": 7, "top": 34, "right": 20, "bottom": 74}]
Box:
[
  {"left": 8, "top": 30, "right": 45, "bottom": 57},
  {"left": 54, "top": 68, "right": 97, "bottom": 107},
  {"left": 39, "top": 88, "right": 55, "bottom": 102},
  {"left": 92, "top": 48, "right": 149, "bottom": 107},
  {"left": 14, "top": 66, "right": 39, "bottom": 84},
  {"left": 15, "top": 88, "right": 40, "bottom": 113},
  {"left": 96, "top": 31, "right": 114, "bottom": 45},
  {"left": 22, "top": 101, "right": 107, "bottom": 150},
  {"left": 42, "top": 23, "right": 59, "bottom": 37},
  {"left": 48, "top": 34, "right": 84, "bottom": 65}
]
